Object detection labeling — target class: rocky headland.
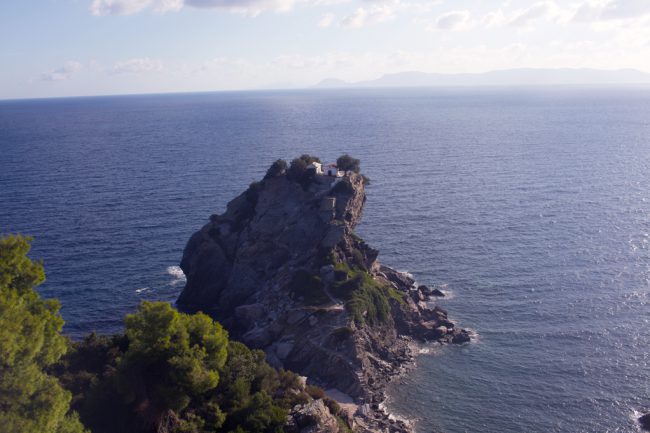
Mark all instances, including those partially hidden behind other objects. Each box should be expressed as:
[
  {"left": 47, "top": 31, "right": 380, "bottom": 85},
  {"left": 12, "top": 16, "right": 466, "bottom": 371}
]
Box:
[{"left": 177, "top": 156, "right": 471, "bottom": 432}]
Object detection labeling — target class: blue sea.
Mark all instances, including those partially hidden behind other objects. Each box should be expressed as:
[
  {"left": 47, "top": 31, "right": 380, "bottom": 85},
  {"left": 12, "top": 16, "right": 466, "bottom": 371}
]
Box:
[{"left": 1, "top": 87, "right": 649, "bottom": 432}]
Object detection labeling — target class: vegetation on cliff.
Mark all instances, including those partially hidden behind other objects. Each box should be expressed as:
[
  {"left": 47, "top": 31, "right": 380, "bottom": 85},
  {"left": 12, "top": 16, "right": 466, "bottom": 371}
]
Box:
[
  {"left": 330, "top": 261, "right": 406, "bottom": 325},
  {"left": 0, "top": 235, "right": 87, "bottom": 433}
]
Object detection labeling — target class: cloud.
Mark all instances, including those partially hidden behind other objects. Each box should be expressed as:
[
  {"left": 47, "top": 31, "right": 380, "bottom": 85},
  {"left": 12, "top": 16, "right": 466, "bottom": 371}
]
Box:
[
  {"left": 185, "top": 0, "right": 294, "bottom": 14},
  {"left": 476, "top": 1, "right": 571, "bottom": 30},
  {"left": 481, "top": 9, "right": 506, "bottom": 28},
  {"left": 508, "top": 1, "right": 557, "bottom": 27},
  {"left": 41, "top": 61, "right": 82, "bottom": 81},
  {"left": 111, "top": 57, "right": 164, "bottom": 74},
  {"left": 90, "top": 0, "right": 294, "bottom": 15},
  {"left": 319, "top": 12, "right": 335, "bottom": 27},
  {"left": 572, "top": 0, "right": 650, "bottom": 22},
  {"left": 90, "top": 0, "right": 163, "bottom": 15},
  {"left": 339, "top": 4, "right": 395, "bottom": 28},
  {"left": 432, "top": 10, "right": 471, "bottom": 31}
]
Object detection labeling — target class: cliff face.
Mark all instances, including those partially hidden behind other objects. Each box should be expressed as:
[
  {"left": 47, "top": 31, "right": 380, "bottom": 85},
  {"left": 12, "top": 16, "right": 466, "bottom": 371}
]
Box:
[{"left": 177, "top": 162, "right": 469, "bottom": 431}]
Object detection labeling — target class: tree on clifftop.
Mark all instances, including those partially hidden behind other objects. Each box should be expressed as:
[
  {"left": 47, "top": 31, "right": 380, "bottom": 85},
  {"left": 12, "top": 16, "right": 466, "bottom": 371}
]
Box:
[
  {"left": 264, "top": 159, "right": 287, "bottom": 179},
  {"left": 0, "top": 235, "right": 87, "bottom": 433},
  {"left": 336, "top": 154, "right": 360, "bottom": 173},
  {"left": 287, "top": 154, "right": 321, "bottom": 183}
]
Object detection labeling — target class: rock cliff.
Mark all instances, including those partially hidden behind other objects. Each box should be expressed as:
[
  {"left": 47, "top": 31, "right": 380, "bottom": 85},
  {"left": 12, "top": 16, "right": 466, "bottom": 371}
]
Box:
[{"left": 177, "top": 157, "right": 470, "bottom": 432}]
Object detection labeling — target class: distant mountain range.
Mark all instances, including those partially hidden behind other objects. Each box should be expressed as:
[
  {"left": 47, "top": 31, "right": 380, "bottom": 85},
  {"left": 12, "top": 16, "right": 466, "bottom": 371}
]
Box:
[{"left": 314, "top": 68, "right": 650, "bottom": 88}]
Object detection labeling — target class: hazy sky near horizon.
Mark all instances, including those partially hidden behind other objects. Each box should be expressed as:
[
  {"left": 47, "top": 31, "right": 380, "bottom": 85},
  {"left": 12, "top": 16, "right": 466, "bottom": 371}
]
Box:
[{"left": 2, "top": 0, "right": 650, "bottom": 99}]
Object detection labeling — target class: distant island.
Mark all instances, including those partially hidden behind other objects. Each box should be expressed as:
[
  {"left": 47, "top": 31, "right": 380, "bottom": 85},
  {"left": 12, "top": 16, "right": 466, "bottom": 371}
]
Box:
[{"left": 314, "top": 68, "right": 650, "bottom": 89}]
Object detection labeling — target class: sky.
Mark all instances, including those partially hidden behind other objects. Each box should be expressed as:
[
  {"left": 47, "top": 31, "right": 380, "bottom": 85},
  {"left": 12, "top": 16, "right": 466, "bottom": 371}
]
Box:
[{"left": 2, "top": 0, "right": 650, "bottom": 99}]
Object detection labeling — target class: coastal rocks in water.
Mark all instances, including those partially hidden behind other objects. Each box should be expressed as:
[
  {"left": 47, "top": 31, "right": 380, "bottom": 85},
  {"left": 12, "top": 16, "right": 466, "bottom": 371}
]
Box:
[
  {"left": 452, "top": 329, "right": 471, "bottom": 344},
  {"left": 382, "top": 266, "right": 415, "bottom": 289},
  {"left": 176, "top": 156, "right": 470, "bottom": 432},
  {"left": 418, "top": 285, "right": 445, "bottom": 297},
  {"left": 639, "top": 413, "right": 650, "bottom": 431}
]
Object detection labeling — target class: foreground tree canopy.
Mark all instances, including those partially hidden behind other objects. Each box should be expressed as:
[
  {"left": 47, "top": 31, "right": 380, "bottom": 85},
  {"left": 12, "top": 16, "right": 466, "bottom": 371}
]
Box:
[
  {"left": 0, "top": 235, "right": 87, "bottom": 433},
  {"left": 58, "top": 303, "right": 316, "bottom": 433},
  {"left": 1, "top": 234, "right": 344, "bottom": 433}
]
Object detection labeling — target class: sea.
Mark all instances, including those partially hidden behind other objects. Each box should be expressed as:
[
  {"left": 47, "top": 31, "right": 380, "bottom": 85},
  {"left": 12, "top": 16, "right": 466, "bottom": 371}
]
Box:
[{"left": 1, "top": 86, "right": 649, "bottom": 432}]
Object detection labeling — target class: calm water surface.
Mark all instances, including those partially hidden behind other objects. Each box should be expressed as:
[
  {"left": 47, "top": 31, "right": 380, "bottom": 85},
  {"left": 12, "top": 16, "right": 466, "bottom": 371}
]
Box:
[{"left": 1, "top": 87, "right": 649, "bottom": 432}]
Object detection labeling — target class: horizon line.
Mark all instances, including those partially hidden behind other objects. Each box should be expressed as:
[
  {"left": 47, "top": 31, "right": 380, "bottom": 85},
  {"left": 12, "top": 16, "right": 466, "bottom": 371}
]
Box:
[{"left": 3, "top": 68, "right": 650, "bottom": 102}]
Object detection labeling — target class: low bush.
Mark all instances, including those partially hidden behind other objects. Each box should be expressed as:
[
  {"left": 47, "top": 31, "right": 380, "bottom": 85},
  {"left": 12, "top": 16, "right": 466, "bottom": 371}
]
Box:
[
  {"left": 329, "top": 262, "right": 394, "bottom": 325},
  {"left": 288, "top": 270, "right": 329, "bottom": 306}
]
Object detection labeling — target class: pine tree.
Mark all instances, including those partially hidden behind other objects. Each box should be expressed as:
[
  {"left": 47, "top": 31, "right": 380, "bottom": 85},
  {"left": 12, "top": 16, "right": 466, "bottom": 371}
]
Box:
[{"left": 0, "top": 235, "right": 87, "bottom": 433}]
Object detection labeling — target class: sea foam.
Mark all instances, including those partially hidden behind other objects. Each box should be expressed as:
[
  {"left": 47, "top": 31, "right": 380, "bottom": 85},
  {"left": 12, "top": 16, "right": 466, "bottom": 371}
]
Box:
[{"left": 166, "top": 265, "right": 186, "bottom": 285}]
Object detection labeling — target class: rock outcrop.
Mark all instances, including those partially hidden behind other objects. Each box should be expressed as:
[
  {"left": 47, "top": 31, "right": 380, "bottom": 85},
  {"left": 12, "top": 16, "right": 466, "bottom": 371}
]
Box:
[
  {"left": 286, "top": 400, "right": 343, "bottom": 433},
  {"left": 177, "top": 158, "right": 470, "bottom": 432},
  {"left": 640, "top": 413, "right": 650, "bottom": 431}
]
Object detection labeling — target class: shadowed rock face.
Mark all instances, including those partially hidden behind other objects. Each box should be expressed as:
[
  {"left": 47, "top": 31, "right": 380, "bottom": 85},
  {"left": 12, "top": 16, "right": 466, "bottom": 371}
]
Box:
[
  {"left": 179, "top": 173, "right": 365, "bottom": 313},
  {"left": 177, "top": 163, "right": 469, "bottom": 432}
]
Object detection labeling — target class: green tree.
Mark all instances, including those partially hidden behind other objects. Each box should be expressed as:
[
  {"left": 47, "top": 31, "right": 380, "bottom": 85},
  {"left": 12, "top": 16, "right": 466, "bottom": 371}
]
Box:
[
  {"left": 0, "top": 235, "right": 87, "bottom": 433},
  {"left": 336, "top": 154, "right": 360, "bottom": 173},
  {"left": 287, "top": 154, "right": 321, "bottom": 182},
  {"left": 117, "top": 301, "right": 229, "bottom": 430},
  {"left": 264, "top": 159, "right": 287, "bottom": 179}
]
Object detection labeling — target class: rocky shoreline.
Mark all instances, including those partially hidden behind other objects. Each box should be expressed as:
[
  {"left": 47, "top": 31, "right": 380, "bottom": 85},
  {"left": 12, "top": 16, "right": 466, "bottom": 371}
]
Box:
[
  {"left": 336, "top": 273, "right": 470, "bottom": 433},
  {"left": 176, "top": 156, "right": 471, "bottom": 432}
]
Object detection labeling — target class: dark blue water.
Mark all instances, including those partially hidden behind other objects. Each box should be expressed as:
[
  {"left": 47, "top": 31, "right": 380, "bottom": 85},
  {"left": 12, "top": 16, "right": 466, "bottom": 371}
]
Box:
[{"left": 1, "top": 87, "right": 649, "bottom": 432}]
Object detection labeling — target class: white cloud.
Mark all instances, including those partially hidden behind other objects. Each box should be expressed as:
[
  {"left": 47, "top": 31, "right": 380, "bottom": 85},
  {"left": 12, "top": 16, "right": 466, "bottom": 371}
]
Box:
[
  {"left": 91, "top": 0, "right": 182, "bottom": 14},
  {"left": 572, "top": 0, "right": 650, "bottom": 22},
  {"left": 90, "top": 0, "right": 294, "bottom": 15},
  {"left": 600, "top": 0, "right": 650, "bottom": 20},
  {"left": 41, "top": 61, "right": 82, "bottom": 81},
  {"left": 185, "top": 0, "right": 294, "bottom": 14},
  {"left": 481, "top": 9, "right": 506, "bottom": 28},
  {"left": 319, "top": 12, "right": 335, "bottom": 27},
  {"left": 431, "top": 10, "right": 471, "bottom": 31},
  {"left": 475, "top": 1, "right": 572, "bottom": 30},
  {"left": 111, "top": 58, "right": 164, "bottom": 74},
  {"left": 339, "top": 4, "right": 395, "bottom": 28},
  {"left": 87, "top": 0, "right": 427, "bottom": 19},
  {"left": 509, "top": 1, "right": 555, "bottom": 27}
]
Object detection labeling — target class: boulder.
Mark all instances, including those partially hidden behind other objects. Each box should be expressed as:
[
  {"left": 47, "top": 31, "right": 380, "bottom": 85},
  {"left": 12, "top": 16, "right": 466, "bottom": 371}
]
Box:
[
  {"left": 409, "top": 290, "right": 425, "bottom": 302},
  {"left": 276, "top": 341, "right": 295, "bottom": 360},
  {"left": 418, "top": 285, "right": 444, "bottom": 297},
  {"left": 452, "top": 330, "right": 471, "bottom": 344},
  {"left": 382, "top": 267, "right": 415, "bottom": 289},
  {"left": 234, "top": 303, "right": 266, "bottom": 327},
  {"left": 242, "top": 326, "right": 274, "bottom": 348},
  {"left": 639, "top": 413, "right": 650, "bottom": 431},
  {"left": 285, "top": 400, "right": 341, "bottom": 433}
]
